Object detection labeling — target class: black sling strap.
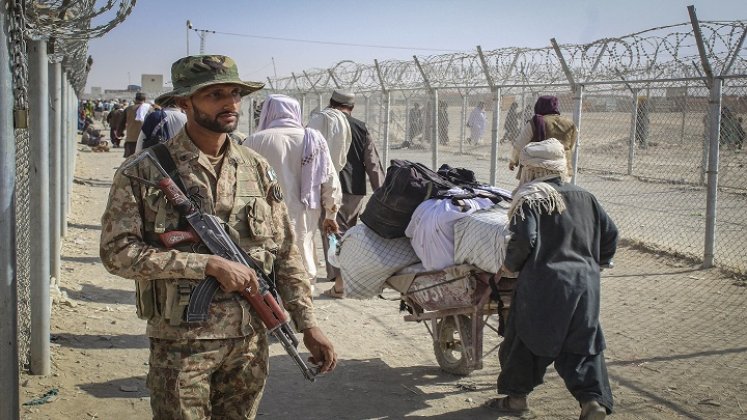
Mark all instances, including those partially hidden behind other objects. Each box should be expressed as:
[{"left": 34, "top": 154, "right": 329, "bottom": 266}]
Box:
[{"left": 151, "top": 143, "right": 188, "bottom": 194}]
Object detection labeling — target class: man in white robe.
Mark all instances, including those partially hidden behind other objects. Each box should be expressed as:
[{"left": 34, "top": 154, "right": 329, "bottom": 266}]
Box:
[
  {"left": 243, "top": 95, "right": 341, "bottom": 288},
  {"left": 467, "top": 102, "right": 488, "bottom": 145}
]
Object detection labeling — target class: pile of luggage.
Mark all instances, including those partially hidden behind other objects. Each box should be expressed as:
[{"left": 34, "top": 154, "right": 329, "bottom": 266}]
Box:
[{"left": 337, "top": 160, "right": 513, "bottom": 299}]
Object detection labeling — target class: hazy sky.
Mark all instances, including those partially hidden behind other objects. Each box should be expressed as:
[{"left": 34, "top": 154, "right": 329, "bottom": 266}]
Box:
[{"left": 84, "top": 0, "right": 744, "bottom": 92}]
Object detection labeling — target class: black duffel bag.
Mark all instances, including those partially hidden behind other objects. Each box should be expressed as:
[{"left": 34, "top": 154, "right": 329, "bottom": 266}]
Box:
[{"left": 360, "top": 160, "right": 458, "bottom": 239}]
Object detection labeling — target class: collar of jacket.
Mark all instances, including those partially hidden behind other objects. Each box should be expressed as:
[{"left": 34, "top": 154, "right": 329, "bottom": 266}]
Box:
[{"left": 169, "top": 128, "right": 248, "bottom": 167}]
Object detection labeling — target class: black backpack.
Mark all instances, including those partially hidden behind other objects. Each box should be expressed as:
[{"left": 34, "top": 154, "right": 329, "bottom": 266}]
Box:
[{"left": 360, "top": 160, "right": 459, "bottom": 239}]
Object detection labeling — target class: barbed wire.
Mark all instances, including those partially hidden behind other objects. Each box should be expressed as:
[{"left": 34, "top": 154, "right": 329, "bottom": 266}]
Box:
[
  {"left": 270, "top": 20, "right": 747, "bottom": 94},
  {"left": 24, "top": 0, "right": 137, "bottom": 94}
]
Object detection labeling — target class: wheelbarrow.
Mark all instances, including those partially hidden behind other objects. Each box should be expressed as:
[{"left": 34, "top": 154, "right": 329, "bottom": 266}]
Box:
[{"left": 385, "top": 264, "right": 516, "bottom": 376}]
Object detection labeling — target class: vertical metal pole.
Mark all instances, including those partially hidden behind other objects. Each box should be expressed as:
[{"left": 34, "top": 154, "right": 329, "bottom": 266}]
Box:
[
  {"left": 299, "top": 93, "right": 306, "bottom": 124},
  {"left": 0, "top": 0, "right": 20, "bottom": 414},
  {"left": 60, "top": 72, "right": 68, "bottom": 237},
  {"left": 700, "top": 108, "right": 709, "bottom": 186},
  {"left": 67, "top": 86, "right": 76, "bottom": 216},
  {"left": 460, "top": 93, "right": 467, "bottom": 154},
  {"left": 703, "top": 78, "right": 723, "bottom": 268},
  {"left": 382, "top": 91, "right": 391, "bottom": 169},
  {"left": 48, "top": 61, "right": 61, "bottom": 287},
  {"left": 404, "top": 97, "right": 410, "bottom": 145},
  {"left": 680, "top": 85, "right": 688, "bottom": 140},
  {"left": 364, "top": 96, "right": 371, "bottom": 126},
  {"left": 432, "top": 89, "right": 439, "bottom": 170},
  {"left": 250, "top": 97, "right": 257, "bottom": 135},
  {"left": 28, "top": 38, "right": 51, "bottom": 375},
  {"left": 570, "top": 85, "right": 584, "bottom": 185},
  {"left": 373, "top": 59, "right": 390, "bottom": 166},
  {"left": 489, "top": 88, "right": 502, "bottom": 185},
  {"left": 628, "top": 90, "right": 639, "bottom": 175},
  {"left": 186, "top": 20, "right": 190, "bottom": 55}
]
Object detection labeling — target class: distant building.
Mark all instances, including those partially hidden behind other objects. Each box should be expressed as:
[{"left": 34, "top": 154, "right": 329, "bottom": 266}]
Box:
[
  {"left": 141, "top": 74, "right": 163, "bottom": 94},
  {"left": 85, "top": 73, "right": 167, "bottom": 101}
]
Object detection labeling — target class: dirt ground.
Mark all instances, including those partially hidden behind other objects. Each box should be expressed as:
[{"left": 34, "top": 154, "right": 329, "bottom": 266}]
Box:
[{"left": 19, "top": 139, "right": 747, "bottom": 420}]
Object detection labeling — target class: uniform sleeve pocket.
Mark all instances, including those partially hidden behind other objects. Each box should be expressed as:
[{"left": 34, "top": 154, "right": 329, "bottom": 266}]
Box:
[{"left": 245, "top": 197, "right": 275, "bottom": 241}]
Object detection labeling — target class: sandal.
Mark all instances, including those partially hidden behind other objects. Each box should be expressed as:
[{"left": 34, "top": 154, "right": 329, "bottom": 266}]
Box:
[
  {"left": 322, "top": 286, "right": 344, "bottom": 299},
  {"left": 484, "top": 397, "right": 529, "bottom": 415}
]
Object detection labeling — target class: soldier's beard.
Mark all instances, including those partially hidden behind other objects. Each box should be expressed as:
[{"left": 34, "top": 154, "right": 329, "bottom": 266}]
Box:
[{"left": 191, "top": 100, "right": 239, "bottom": 133}]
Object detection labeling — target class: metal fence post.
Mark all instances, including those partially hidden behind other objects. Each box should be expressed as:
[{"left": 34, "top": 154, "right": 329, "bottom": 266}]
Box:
[
  {"left": 477, "top": 45, "right": 502, "bottom": 184},
  {"left": 67, "top": 84, "right": 77, "bottom": 217},
  {"left": 247, "top": 97, "right": 255, "bottom": 136},
  {"left": 404, "top": 97, "right": 410, "bottom": 146},
  {"left": 49, "top": 61, "right": 62, "bottom": 287},
  {"left": 703, "top": 78, "right": 723, "bottom": 268},
  {"left": 28, "top": 38, "right": 51, "bottom": 376},
  {"left": 364, "top": 96, "right": 371, "bottom": 127},
  {"left": 489, "top": 89, "right": 502, "bottom": 185},
  {"left": 374, "top": 59, "right": 390, "bottom": 168},
  {"left": 680, "top": 84, "right": 688, "bottom": 141},
  {"left": 0, "top": 1, "right": 20, "bottom": 415},
  {"left": 432, "top": 89, "right": 439, "bottom": 170},
  {"left": 570, "top": 85, "right": 584, "bottom": 184},
  {"left": 628, "top": 90, "right": 639, "bottom": 175},
  {"left": 60, "top": 71, "right": 68, "bottom": 237},
  {"left": 61, "top": 75, "right": 72, "bottom": 235},
  {"left": 688, "top": 4, "right": 722, "bottom": 268},
  {"left": 459, "top": 93, "right": 467, "bottom": 155}
]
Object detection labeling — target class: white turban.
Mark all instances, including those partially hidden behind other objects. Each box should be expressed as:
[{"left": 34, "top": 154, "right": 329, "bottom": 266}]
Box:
[{"left": 519, "top": 138, "right": 566, "bottom": 172}]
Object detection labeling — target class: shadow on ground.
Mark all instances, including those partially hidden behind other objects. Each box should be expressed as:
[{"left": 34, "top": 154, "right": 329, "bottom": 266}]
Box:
[
  {"left": 62, "top": 255, "right": 102, "bottom": 264},
  {"left": 79, "top": 376, "right": 149, "bottom": 399},
  {"left": 261, "top": 356, "right": 503, "bottom": 420},
  {"left": 68, "top": 222, "right": 102, "bottom": 231},
  {"left": 62, "top": 283, "right": 135, "bottom": 305},
  {"left": 51, "top": 333, "right": 147, "bottom": 350}
]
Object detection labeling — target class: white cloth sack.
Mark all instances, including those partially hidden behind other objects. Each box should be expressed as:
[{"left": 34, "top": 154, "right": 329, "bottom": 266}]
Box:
[
  {"left": 338, "top": 224, "right": 421, "bottom": 299},
  {"left": 453, "top": 205, "right": 512, "bottom": 273},
  {"left": 405, "top": 194, "right": 495, "bottom": 271}
]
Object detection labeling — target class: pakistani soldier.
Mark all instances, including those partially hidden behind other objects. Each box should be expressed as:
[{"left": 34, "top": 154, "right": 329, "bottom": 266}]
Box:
[{"left": 100, "top": 55, "right": 337, "bottom": 419}]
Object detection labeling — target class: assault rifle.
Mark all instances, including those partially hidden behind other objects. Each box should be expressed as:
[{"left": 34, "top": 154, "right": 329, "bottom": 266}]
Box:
[{"left": 122, "top": 149, "right": 317, "bottom": 382}]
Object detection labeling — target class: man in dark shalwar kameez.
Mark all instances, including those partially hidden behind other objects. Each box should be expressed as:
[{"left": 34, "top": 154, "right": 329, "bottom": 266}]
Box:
[{"left": 487, "top": 138, "right": 618, "bottom": 420}]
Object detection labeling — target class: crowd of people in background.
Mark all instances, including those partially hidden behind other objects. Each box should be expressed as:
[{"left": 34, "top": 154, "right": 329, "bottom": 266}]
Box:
[{"left": 77, "top": 92, "right": 188, "bottom": 157}]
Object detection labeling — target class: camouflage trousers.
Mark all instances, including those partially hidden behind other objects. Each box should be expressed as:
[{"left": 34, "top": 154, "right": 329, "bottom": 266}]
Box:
[{"left": 147, "top": 334, "right": 269, "bottom": 420}]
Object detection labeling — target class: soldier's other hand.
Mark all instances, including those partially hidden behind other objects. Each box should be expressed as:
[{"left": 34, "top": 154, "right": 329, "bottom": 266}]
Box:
[
  {"left": 205, "top": 256, "right": 259, "bottom": 295},
  {"left": 303, "top": 327, "right": 337, "bottom": 374},
  {"left": 508, "top": 162, "right": 516, "bottom": 171},
  {"left": 322, "top": 218, "right": 339, "bottom": 235}
]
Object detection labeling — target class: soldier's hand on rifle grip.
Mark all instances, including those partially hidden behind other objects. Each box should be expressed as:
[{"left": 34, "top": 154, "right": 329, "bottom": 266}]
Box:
[
  {"left": 303, "top": 326, "right": 337, "bottom": 374},
  {"left": 205, "top": 256, "right": 260, "bottom": 294},
  {"left": 322, "top": 218, "right": 339, "bottom": 235}
]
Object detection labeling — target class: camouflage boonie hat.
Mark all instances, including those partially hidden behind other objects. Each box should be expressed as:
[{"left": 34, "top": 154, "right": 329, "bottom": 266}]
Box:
[{"left": 155, "top": 55, "right": 264, "bottom": 106}]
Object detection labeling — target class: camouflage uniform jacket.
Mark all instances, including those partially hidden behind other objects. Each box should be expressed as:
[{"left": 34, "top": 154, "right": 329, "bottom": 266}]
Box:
[{"left": 100, "top": 128, "right": 317, "bottom": 340}]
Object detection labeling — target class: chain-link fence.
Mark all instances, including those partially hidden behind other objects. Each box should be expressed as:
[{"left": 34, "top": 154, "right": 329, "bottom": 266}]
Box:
[
  {"left": 259, "top": 18, "right": 747, "bottom": 276},
  {"left": 1, "top": 1, "right": 135, "bottom": 416}
]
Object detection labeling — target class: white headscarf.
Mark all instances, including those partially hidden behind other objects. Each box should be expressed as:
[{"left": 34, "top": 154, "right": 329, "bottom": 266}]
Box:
[
  {"left": 257, "top": 94, "right": 330, "bottom": 209},
  {"left": 508, "top": 138, "right": 567, "bottom": 221}
]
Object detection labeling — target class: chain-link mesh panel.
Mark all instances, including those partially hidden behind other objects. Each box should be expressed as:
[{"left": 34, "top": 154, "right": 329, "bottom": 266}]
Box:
[
  {"left": 14, "top": 128, "right": 31, "bottom": 369},
  {"left": 7, "top": 0, "right": 32, "bottom": 371},
  {"left": 577, "top": 82, "right": 708, "bottom": 268},
  {"left": 715, "top": 80, "right": 747, "bottom": 272}
]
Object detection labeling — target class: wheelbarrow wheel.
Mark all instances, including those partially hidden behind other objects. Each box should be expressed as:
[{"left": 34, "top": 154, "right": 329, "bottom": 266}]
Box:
[{"left": 434, "top": 314, "right": 475, "bottom": 376}]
